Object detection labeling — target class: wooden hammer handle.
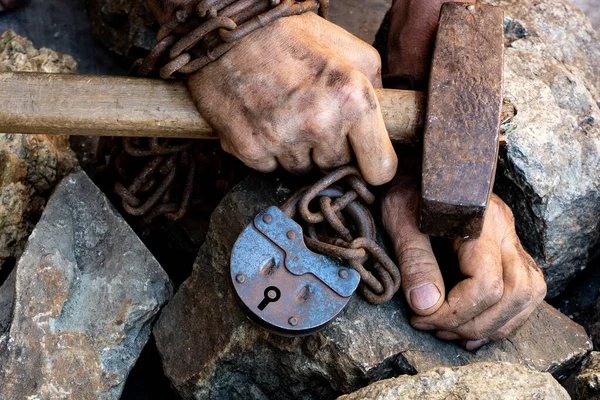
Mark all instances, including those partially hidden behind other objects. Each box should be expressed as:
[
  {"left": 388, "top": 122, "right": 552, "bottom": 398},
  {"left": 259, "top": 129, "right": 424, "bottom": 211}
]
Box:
[{"left": 0, "top": 72, "right": 426, "bottom": 142}]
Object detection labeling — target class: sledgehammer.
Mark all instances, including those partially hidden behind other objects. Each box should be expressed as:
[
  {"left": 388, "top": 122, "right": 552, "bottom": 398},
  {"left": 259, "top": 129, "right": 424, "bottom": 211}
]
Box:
[{"left": 0, "top": 3, "right": 503, "bottom": 238}]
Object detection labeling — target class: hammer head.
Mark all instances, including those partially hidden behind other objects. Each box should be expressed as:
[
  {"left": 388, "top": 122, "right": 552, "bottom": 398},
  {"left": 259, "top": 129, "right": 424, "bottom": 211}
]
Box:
[{"left": 420, "top": 3, "right": 504, "bottom": 239}]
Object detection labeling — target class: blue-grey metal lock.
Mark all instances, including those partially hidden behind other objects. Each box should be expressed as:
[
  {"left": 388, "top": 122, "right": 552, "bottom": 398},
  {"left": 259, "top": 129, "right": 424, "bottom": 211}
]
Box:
[{"left": 230, "top": 206, "right": 360, "bottom": 336}]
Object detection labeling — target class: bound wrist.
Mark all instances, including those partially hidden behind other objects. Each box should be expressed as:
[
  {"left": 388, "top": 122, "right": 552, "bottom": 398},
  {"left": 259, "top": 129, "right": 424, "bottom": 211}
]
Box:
[{"left": 140, "top": 0, "right": 329, "bottom": 79}]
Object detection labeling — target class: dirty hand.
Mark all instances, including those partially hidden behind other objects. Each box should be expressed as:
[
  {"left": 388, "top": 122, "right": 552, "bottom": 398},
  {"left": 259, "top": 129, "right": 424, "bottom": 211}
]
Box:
[
  {"left": 147, "top": 1, "right": 398, "bottom": 185},
  {"left": 381, "top": 164, "right": 547, "bottom": 350},
  {"left": 386, "top": 0, "right": 475, "bottom": 82}
]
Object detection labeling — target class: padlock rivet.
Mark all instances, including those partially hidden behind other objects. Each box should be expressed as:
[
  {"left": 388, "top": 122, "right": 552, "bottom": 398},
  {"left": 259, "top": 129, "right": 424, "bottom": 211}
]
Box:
[
  {"left": 338, "top": 268, "right": 349, "bottom": 279},
  {"left": 286, "top": 230, "right": 297, "bottom": 240},
  {"left": 288, "top": 316, "right": 299, "bottom": 326},
  {"left": 235, "top": 274, "right": 246, "bottom": 284},
  {"left": 262, "top": 214, "right": 273, "bottom": 224}
]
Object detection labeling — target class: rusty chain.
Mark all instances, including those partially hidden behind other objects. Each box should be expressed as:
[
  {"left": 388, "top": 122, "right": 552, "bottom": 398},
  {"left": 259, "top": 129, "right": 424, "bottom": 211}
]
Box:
[
  {"left": 279, "top": 166, "right": 401, "bottom": 304},
  {"left": 134, "top": 0, "right": 329, "bottom": 79},
  {"left": 98, "top": 137, "right": 245, "bottom": 225}
]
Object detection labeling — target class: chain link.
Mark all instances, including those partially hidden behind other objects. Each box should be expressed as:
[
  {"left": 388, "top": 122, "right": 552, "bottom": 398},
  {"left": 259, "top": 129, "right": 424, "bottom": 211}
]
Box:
[
  {"left": 280, "top": 166, "right": 402, "bottom": 305},
  {"left": 133, "top": 0, "right": 329, "bottom": 78}
]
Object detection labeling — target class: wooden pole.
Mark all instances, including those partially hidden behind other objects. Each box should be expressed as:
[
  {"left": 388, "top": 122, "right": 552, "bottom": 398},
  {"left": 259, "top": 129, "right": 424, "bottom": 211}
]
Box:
[{"left": 0, "top": 72, "right": 425, "bottom": 143}]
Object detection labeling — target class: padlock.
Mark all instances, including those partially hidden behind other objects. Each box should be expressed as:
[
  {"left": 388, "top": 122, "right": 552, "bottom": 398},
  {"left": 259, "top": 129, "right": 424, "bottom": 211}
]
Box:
[{"left": 230, "top": 206, "right": 361, "bottom": 336}]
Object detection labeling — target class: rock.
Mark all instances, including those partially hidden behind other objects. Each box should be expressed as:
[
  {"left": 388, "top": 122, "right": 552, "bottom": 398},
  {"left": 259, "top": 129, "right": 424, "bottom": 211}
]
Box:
[
  {"left": 0, "top": 30, "right": 77, "bottom": 73},
  {"left": 480, "top": 0, "right": 600, "bottom": 297},
  {"left": 154, "top": 174, "right": 590, "bottom": 400},
  {"left": 0, "top": 171, "right": 173, "bottom": 399},
  {"left": 0, "top": 30, "right": 78, "bottom": 273},
  {"left": 587, "top": 295, "right": 600, "bottom": 349},
  {"left": 87, "top": 0, "right": 158, "bottom": 59},
  {"left": 575, "top": 351, "right": 600, "bottom": 400},
  {"left": 570, "top": 0, "right": 600, "bottom": 31},
  {"left": 338, "top": 362, "right": 569, "bottom": 400},
  {"left": 0, "top": 269, "right": 15, "bottom": 334}
]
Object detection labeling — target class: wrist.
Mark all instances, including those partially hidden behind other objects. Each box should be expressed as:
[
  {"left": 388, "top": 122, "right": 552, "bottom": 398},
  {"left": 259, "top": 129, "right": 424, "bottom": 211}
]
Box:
[{"left": 387, "top": 0, "right": 474, "bottom": 82}]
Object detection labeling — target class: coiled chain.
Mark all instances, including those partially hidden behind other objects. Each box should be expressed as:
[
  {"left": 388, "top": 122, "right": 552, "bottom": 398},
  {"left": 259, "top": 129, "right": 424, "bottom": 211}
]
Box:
[
  {"left": 280, "top": 166, "right": 401, "bottom": 304},
  {"left": 134, "top": 0, "right": 329, "bottom": 79}
]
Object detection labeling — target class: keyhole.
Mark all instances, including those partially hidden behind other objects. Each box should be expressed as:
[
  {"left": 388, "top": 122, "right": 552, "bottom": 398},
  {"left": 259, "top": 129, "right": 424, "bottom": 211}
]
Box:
[{"left": 258, "top": 286, "right": 281, "bottom": 310}]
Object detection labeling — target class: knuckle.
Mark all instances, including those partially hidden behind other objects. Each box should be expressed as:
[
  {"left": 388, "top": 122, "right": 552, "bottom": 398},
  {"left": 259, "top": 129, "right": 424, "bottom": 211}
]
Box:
[
  {"left": 513, "top": 290, "right": 534, "bottom": 311},
  {"left": 237, "top": 147, "right": 265, "bottom": 165},
  {"left": 498, "top": 198, "right": 515, "bottom": 222},
  {"left": 397, "top": 245, "right": 435, "bottom": 268},
  {"left": 362, "top": 45, "right": 382, "bottom": 78},
  {"left": 535, "top": 277, "right": 548, "bottom": 300},
  {"left": 480, "top": 277, "right": 504, "bottom": 306},
  {"left": 444, "top": 318, "right": 463, "bottom": 331},
  {"left": 339, "top": 71, "right": 375, "bottom": 116}
]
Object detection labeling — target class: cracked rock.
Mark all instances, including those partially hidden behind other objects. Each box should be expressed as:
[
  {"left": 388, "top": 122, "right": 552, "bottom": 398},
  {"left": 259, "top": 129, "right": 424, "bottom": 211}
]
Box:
[
  {"left": 480, "top": 0, "right": 600, "bottom": 297},
  {"left": 338, "top": 362, "right": 569, "bottom": 400},
  {"left": 0, "top": 30, "right": 78, "bottom": 274},
  {"left": 154, "top": 174, "right": 590, "bottom": 400},
  {"left": 0, "top": 171, "right": 173, "bottom": 399}
]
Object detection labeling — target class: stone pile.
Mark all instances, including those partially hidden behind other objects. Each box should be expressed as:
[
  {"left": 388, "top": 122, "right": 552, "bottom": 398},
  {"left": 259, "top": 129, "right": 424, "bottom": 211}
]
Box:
[{"left": 1, "top": 0, "right": 600, "bottom": 398}]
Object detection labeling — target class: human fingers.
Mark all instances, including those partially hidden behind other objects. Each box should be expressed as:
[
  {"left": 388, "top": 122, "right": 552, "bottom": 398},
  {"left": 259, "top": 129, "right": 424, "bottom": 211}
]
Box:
[
  {"left": 342, "top": 71, "right": 397, "bottom": 185},
  {"left": 435, "top": 244, "right": 545, "bottom": 343},
  {"left": 411, "top": 210, "right": 504, "bottom": 331},
  {"left": 382, "top": 176, "right": 445, "bottom": 316}
]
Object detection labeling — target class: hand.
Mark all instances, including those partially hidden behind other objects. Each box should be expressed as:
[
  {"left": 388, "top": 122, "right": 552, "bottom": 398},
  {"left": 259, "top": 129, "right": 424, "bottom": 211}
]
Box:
[
  {"left": 387, "top": 0, "right": 475, "bottom": 82},
  {"left": 381, "top": 160, "right": 547, "bottom": 350},
  {"left": 179, "top": 12, "right": 397, "bottom": 185}
]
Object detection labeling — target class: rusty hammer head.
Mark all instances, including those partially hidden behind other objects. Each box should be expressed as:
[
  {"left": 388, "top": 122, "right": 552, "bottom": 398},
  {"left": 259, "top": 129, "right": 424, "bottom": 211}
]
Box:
[{"left": 419, "top": 3, "right": 504, "bottom": 239}]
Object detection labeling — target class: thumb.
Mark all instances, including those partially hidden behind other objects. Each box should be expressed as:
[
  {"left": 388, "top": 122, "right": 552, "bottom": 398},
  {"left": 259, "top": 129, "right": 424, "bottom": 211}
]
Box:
[{"left": 382, "top": 181, "right": 445, "bottom": 316}]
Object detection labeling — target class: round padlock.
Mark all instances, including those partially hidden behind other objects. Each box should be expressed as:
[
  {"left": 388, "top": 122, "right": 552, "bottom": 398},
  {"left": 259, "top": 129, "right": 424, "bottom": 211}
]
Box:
[{"left": 230, "top": 206, "right": 360, "bottom": 336}]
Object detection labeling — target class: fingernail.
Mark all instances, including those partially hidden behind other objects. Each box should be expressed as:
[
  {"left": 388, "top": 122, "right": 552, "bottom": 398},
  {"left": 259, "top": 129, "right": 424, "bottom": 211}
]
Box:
[
  {"left": 465, "top": 339, "right": 489, "bottom": 351},
  {"left": 409, "top": 283, "right": 441, "bottom": 310}
]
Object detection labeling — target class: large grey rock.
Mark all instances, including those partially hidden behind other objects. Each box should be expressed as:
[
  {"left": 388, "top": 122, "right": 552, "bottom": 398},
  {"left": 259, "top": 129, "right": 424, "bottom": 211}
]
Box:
[
  {"left": 482, "top": 0, "right": 600, "bottom": 297},
  {"left": 0, "top": 171, "right": 173, "bottom": 399},
  {"left": 154, "top": 174, "right": 590, "bottom": 400},
  {"left": 0, "top": 30, "right": 78, "bottom": 274},
  {"left": 338, "top": 362, "right": 570, "bottom": 400},
  {"left": 575, "top": 351, "right": 600, "bottom": 400}
]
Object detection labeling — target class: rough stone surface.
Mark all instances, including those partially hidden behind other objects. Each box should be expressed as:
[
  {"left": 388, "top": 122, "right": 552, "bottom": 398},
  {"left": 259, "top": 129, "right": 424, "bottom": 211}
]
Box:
[
  {"left": 480, "top": 0, "right": 600, "bottom": 297},
  {"left": 87, "top": 0, "right": 158, "bottom": 59},
  {"left": 0, "top": 171, "right": 173, "bottom": 400},
  {"left": 338, "top": 362, "right": 570, "bottom": 400},
  {"left": 0, "top": 30, "right": 78, "bottom": 273},
  {"left": 570, "top": 0, "right": 600, "bottom": 31},
  {"left": 0, "top": 269, "right": 15, "bottom": 334},
  {"left": 0, "top": 29, "right": 77, "bottom": 73},
  {"left": 575, "top": 351, "right": 600, "bottom": 400},
  {"left": 588, "top": 295, "right": 600, "bottom": 350},
  {"left": 154, "top": 174, "right": 591, "bottom": 400}
]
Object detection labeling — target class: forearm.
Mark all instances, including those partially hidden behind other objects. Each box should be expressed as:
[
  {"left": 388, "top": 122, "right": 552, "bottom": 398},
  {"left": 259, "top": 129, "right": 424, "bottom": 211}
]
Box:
[{"left": 387, "top": 0, "right": 475, "bottom": 81}]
